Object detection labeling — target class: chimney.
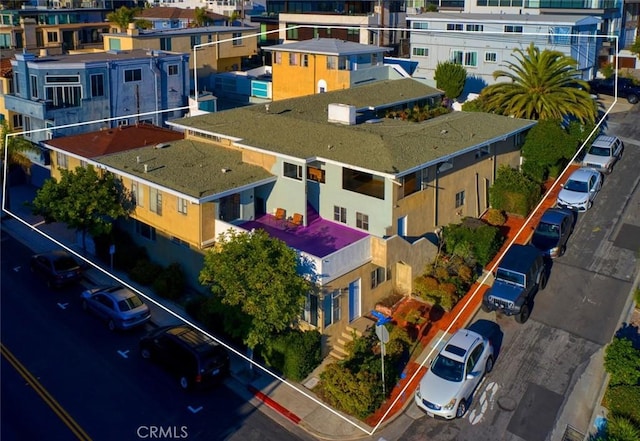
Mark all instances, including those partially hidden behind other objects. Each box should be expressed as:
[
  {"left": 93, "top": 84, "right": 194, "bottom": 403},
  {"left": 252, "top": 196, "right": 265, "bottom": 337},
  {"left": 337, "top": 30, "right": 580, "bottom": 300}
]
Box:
[
  {"left": 127, "top": 23, "right": 139, "bottom": 36},
  {"left": 144, "top": 164, "right": 148, "bottom": 173}
]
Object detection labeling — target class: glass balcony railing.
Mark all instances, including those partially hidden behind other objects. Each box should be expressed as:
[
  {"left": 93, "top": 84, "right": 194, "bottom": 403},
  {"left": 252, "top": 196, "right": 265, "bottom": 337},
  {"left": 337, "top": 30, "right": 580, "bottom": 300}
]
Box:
[{"left": 526, "top": 0, "right": 621, "bottom": 9}]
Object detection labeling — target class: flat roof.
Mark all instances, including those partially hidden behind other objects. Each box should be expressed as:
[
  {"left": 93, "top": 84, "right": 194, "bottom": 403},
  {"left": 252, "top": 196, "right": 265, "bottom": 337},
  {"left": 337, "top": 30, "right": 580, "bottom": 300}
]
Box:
[
  {"left": 109, "top": 25, "right": 258, "bottom": 38},
  {"left": 97, "top": 138, "right": 273, "bottom": 199},
  {"left": 14, "top": 49, "right": 185, "bottom": 65},
  {"left": 263, "top": 38, "right": 392, "bottom": 55},
  {"left": 408, "top": 12, "right": 599, "bottom": 25},
  {"left": 171, "top": 79, "right": 536, "bottom": 175}
]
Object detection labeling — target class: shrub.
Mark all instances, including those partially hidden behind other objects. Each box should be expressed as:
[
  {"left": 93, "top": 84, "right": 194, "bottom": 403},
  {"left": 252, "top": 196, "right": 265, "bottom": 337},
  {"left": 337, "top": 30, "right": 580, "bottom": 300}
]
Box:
[
  {"left": 93, "top": 227, "right": 147, "bottom": 271},
  {"left": 604, "top": 337, "right": 640, "bottom": 386},
  {"left": 521, "top": 160, "right": 547, "bottom": 183},
  {"left": 152, "top": 262, "right": 185, "bottom": 301},
  {"left": 318, "top": 362, "right": 382, "bottom": 418},
  {"left": 604, "top": 385, "right": 640, "bottom": 427},
  {"left": 261, "top": 329, "right": 322, "bottom": 381},
  {"left": 414, "top": 276, "right": 440, "bottom": 300},
  {"left": 128, "top": 258, "right": 163, "bottom": 286},
  {"left": 600, "top": 62, "right": 614, "bottom": 79},
  {"left": 443, "top": 222, "right": 504, "bottom": 267},
  {"left": 434, "top": 61, "right": 467, "bottom": 99},
  {"left": 455, "top": 263, "right": 474, "bottom": 283},
  {"left": 607, "top": 414, "right": 640, "bottom": 441},
  {"left": 483, "top": 208, "right": 506, "bottom": 227},
  {"left": 490, "top": 166, "right": 542, "bottom": 217}
]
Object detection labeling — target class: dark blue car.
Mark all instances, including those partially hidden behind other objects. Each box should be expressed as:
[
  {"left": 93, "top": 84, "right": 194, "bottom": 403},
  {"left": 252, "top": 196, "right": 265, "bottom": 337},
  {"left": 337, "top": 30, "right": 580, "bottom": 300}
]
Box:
[{"left": 531, "top": 208, "right": 576, "bottom": 258}]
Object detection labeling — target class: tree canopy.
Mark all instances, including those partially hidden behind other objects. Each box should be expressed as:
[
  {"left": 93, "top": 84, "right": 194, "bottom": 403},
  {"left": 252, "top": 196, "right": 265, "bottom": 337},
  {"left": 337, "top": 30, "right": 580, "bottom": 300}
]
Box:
[
  {"left": 31, "top": 165, "right": 134, "bottom": 249},
  {"left": 479, "top": 43, "right": 597, "bottom": 124},
  {"left": 199, "top": 229, "right": 312, "bottom": 349},
  {"left": 106, "top": 6, "right": 141, "bottom": 31},
  {"left": 434, "top": 61, "right": 467, "bottom": 100},
  {"left": 1, "top": 119, "right": 37, "bottom": 173}
]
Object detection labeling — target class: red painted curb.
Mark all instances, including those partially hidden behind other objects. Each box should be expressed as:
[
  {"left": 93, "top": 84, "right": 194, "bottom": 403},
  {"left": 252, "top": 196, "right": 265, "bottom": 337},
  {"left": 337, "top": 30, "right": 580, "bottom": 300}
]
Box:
[{"left": 248, "top": 385, "right": 302, "bottom": 425}]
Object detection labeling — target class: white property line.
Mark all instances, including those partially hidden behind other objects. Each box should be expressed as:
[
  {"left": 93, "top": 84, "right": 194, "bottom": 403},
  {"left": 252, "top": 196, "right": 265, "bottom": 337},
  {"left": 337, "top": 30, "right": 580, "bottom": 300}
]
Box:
[{"left": 1, "top": 28, "right": 621, "bottom": 436}]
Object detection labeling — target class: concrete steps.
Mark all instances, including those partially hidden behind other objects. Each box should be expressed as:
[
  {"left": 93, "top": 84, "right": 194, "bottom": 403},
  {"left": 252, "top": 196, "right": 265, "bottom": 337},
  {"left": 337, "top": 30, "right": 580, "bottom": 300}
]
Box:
[{"left": 328, "top": 324, "right": 366, "bottom": 360}]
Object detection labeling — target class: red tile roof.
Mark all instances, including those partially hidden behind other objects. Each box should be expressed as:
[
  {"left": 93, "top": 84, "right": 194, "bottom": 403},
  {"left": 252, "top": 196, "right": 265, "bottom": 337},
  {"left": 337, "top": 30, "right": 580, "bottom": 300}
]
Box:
[
  {"left": 44, "top": 123, "right": 184, "bottom": 158},
  {"left": 0, "top": 58, "right": 13, "bottom": 78}
]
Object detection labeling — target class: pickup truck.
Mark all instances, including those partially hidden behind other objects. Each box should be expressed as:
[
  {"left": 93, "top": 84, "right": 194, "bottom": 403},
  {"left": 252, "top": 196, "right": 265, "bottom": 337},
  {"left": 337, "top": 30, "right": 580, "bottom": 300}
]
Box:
[
  {"left": 588, "top": 77, "right": 640, "bottom": 104},
  {"left": 482, "top": 244, "right": 547, "bottom": 324}
]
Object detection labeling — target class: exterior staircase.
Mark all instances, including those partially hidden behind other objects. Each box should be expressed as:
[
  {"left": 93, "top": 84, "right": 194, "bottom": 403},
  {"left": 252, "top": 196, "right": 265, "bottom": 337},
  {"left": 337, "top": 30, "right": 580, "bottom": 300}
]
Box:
[{"left": 328, "top": 317, "right": 375, "bottom": 360}]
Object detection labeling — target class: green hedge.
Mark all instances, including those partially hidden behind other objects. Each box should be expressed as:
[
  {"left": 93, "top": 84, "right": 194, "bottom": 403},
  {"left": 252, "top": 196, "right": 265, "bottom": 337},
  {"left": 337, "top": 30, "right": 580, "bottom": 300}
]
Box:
[
  {"left": 604, "top": 385, "right": 640, "bottom": 426},
  {"left": 442, "top": 221, "right": 504, "bottom": 267},
  {"left": 260, "top": 329, "right": 322, "bottom": 382},
  {"left": 489, "top": 166, "right": 542, "bottom": 217}
]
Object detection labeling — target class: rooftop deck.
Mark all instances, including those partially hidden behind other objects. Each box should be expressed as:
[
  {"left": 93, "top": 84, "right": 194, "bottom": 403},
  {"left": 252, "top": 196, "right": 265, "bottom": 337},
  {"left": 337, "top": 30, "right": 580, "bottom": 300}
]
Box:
[{"left": 240, "top": 213, "right": 369, "bottom": 258}]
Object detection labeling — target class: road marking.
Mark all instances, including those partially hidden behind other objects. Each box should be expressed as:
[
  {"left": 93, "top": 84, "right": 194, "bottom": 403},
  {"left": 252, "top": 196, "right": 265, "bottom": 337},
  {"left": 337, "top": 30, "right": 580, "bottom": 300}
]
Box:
[
  {"left": 32, "top": 220, "right": 46, "bottom": 227},
  {"left": 57, "top": 303, "right": 69, "bottom": 310},
  {"left": 188, "top": 406, "right": 203, "bottom": 414},
  {"left": 13, "top": 266, "right": 21, "bottom": 272},
  {"left": 468, "top": 381, "right": 499, "bottom": 425},
  {"left": 1, "top": 343, "right": 92, "bottom": 440},
  {"left": 117, "top": 350, "right": 129, "bottom": 359}
]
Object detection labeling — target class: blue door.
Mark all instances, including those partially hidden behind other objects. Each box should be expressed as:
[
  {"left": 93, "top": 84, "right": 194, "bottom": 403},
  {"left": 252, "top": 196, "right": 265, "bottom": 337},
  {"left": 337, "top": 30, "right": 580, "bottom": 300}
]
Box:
[
  {"left": 348, "top": 279, "right": 361, "bottom": 322},
  {"left": 397, "top": 216, "right": 407, "bottom": 237}
]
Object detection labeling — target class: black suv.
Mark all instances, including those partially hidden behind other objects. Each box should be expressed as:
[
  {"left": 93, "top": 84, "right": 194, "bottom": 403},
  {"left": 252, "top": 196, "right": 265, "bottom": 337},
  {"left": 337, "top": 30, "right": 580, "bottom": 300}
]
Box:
[
  {"left": 482, "top": 244, "right": 547, "bottom": 324},
  {"left": 140, "top": 325, "right": 230, "bottom": 390},
  {"left": 588, "top": 77, "right": 640, "bottom": 104}
]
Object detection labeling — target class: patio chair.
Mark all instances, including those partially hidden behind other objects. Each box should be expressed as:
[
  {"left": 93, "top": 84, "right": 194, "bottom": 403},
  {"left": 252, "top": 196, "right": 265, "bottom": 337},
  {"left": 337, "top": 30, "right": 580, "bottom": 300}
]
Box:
[
  {"left": 274, "top": 208, "right": 286, "bottom": 226},
  {"left": 291, "top": 213, "right": 303, "bottom": 228}
]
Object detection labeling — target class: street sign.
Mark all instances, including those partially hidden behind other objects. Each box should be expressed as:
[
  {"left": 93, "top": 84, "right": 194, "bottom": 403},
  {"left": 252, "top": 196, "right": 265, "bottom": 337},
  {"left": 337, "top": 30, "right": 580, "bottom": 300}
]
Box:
[{"left": 375, "top": 323, "right": 389, "bottom": 344}]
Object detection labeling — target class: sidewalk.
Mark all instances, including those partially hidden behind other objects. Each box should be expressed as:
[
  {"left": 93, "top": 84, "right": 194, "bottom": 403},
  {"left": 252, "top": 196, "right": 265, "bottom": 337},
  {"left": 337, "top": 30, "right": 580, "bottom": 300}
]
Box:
[{"left": 0, "top": 173, "right": 606, "bottom": 440}]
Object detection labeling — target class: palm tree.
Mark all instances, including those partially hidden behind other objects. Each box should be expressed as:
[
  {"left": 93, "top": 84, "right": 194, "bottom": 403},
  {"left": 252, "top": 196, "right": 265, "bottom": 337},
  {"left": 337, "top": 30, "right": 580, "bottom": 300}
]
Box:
[
  {"left": 192, "top": 7, "right": 212, "bottom": 27},
  {"left": 106, "top": 6, "right": 138, "bottom": 32},
  {"left": 480, "top": 42, "right": 597, "bottom": 124},
  {"left": 1, "top": 119, "right": 38, "bottom": 212}
]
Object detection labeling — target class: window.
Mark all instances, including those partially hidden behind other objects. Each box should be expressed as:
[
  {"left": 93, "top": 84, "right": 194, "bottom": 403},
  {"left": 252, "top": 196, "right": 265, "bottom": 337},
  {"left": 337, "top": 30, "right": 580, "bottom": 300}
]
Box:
[
  {"left": 288, "top": 52, "right": 298, "bottom": 66},
  {"left": 327, "top": 56, "right": 337, "bottom": 70},
  {"left": 135, "top": 220, "right": 156, "bottom": 241},
  {"left": 90, "top": 74, "right": 104, "bottom": 97},
  {"left": 338, "top": 56, "right": 348, "bottom": 70},
  {"left": 451, "top": 50, "right": 463, "bottom": 65},
  {"left": 334, "top": 206, "right": 347, "bottom": 223},
  {"left": 30, "top": 75, "right": 38, "bottom": 99},
  {"left": 283, "top": 162, "right": 302, "bottom": 180},
  {"left": 485, "top": 52, "right": 497, "bottom": 63},
  {"left": 504, "top": 25, "right": 523, "bottom": 33},
  {"left": 23, "top": 116, "right": 31, "bottom": 137},
  {"left": 455, "top": 190, "right": 465, "bottom": 208},
  {"left": 170, "top": 236, "right": 190, "bottom": 248},
  {"left": 13, "top": 114, "right": 23, "bottom": 128},
  {"left": 476, "top": 145, "right": 490, "bottom": 159},
  {"left": 412, "top": 22, "right": 428, "bottom": 30},
  {"left": 47, "top": 31, "right": 58, "bottom": 42},
  {"left": 356, "top": 212, "right": 369, "bottom": 231},
  {"left": 412, "top": 47, "right": 428, "bottom": 57},
  {"left": 168, "top": 64, "right": 178, "bottom": 76},
  {"left": 342, "top": 168, "right": 385, "bottom": 199},
  {"left": 274, "top": 52, "right": 281, "bottom": 65},
  {"left": 13, "top": 72, "right": 20, "bottom": 94},
  {"left": 307, "top": 166, "right": 325, "bottom": 183},
  {"left": 150, "top": 187, "right": 162, "bottom": 215},
  {"left": 124, "top": 69, "right": 142, "bottom": 83},
  {"left": 371, "top": 266, "right": 386, "bottom": 289},
  {"left": 177, "top": 197, "right": 188, "bottom": 215},
  {"left": 131, "top": 181, "right": 143, "bottom": 207},
  {"left": 323, "top": 290, "right": 341, "bottom": 327},
  {"left": 190, "top": 35, "right": 201, "bottom": 46},
  {"left": 446, "top": 23, "right": 464, "bottom": 31},
  {"left": 160, "top": 37, "right": 172, "bottom": 51},
  {"left": 464, "top": 51, "right": 478, "bottom": 67},
  {"left": 466, "top": 24, "right": 483, "bottom": 32},
  {"left": 56, "top": 151, "right": 68, "bottom": 169},
  {"left": 232, "top": 32, "right": 242, "bottom": 46},
  {"left": 286, "top": 26, "right": 298, "bottom": 40},
  {"left": 304, "top": 293, "right": 318, "bottom": 327},
  {"left": 44, "top": 75, "right": 81, "bottom": 108},
  {"left": 302, "top": 54, "right": 309, "bottom": 67}
]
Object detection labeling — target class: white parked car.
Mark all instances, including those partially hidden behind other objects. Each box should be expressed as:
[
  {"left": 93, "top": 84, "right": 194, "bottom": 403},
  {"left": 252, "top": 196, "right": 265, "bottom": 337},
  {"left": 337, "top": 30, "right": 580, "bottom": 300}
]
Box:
[
  {"left": 415, "top": 329, "right": 494, "bottom": 419},
  {"left": 581, "top": 135, "right": 623, "bottom": 174},
  {"left": 556, "top": 167, "right": 603, "bottom": 212}
]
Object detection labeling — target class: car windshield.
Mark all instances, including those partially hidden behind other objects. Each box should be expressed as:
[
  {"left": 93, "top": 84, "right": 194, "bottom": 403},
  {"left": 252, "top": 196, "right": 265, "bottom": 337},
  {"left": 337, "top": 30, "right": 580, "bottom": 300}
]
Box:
[
  {"left": 588, "top": 146, "right": 611, "bottom": 157},
  {"left": 496, "top": 268, "right": 525, "bottom": 286},
  {"left": 534, "top": 222, "right": 560, "bottom": 238},
  {"left": 431, "top": 354, "right": 464, "bottom": 382},
  {"left": 54, "top": 256, "right": 78, "bottom": 271},
  {"left": 564, "top": 179, "right": 588, "bottom": 193},
  {"left": 118, "top": 295, "right": 143, "bottom": 311}
]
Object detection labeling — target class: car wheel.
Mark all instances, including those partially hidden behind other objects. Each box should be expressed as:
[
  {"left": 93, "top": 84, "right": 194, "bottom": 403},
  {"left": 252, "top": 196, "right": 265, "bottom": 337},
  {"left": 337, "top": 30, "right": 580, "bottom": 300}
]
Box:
[
  {"left": 607, "top": 164, "right": 613, "bottom": 174},
  {"left": 627, "top": 94, "right": 639, "bottom": 105},
  {"left": 539, "top": 271, "right": 548, "bottom": 290},
  {"left": 485, "top": 356, "right": 494, "bottom": 374},
  {"left": 107, "top": 320, "right": 116, "bottom": 331},
  {"left": 560, "top": 245, "right": 567, "bottom": 257},
  {"left": 140, "top": 346, "right": 152, "bottom": 360},
  {"left": 456, "top": 399, "right": 467, "bottom": 418},
  {"left": 179, "top": 376, "right": 190, "bottom": 390},
  {"left": 587, "top": 200, "right": 593, "bottom": 210},
  {"left": 515, "top": 304, "right": 530, "bottom": 324},
  {"left": 81, "top": 300, "right": 88, "bottom": 311},
  {"left": 481, "top": 302, "right": 492, "bottom": 313}
]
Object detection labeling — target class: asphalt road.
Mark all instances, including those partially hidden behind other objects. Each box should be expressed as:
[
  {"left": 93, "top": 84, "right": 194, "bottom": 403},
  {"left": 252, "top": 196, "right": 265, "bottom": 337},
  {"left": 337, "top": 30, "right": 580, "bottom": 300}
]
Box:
[
  {"left": 394, "top": 104, "right": 640, "bottom": 441},
  {"left": 0, "top": 231, "right": 312, "bottom": 441}
]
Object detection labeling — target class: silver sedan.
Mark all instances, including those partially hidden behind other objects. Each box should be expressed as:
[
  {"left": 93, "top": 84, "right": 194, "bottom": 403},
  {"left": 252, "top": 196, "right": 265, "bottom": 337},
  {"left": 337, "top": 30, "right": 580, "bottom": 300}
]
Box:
[{"left": 81, "top": 286, "right": 151, "bottom": 331}]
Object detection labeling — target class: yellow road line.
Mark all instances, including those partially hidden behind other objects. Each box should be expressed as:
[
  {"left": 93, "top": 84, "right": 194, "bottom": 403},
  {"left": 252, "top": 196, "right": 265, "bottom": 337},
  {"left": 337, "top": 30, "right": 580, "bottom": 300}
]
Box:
[{"left": 1, "top": 343, "right": 92, "bottom": 441}]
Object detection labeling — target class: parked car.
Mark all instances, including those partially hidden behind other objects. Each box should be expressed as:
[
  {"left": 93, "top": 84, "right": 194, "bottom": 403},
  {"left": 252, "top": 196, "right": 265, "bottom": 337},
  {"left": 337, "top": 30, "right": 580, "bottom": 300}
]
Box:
[
  {"left": 556, "top": 167, "right": 603, "bottom": 212},
  {"left": 30, "top": 250, "right": 83, "bottom": 288},
  {"left": 531, "top": 208, "right": 575, "bottom": 258},
  {"left": 415, "top": 328, "right": 494, "bottom": 419},
  {"left": 588, "top": 77, "right": 640, "bottom": 104},
  {"left": 581, "top": 134, "right": 624, "bottom": 174},
  {"left": 482, "top": 244, "right": 547, "bottom": 324},
  {"left": 81, "top": 286, "right": 151, "bottom": 331},
  {"left": 139, "top": 325, "right": 230, "bottom": 390}
]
